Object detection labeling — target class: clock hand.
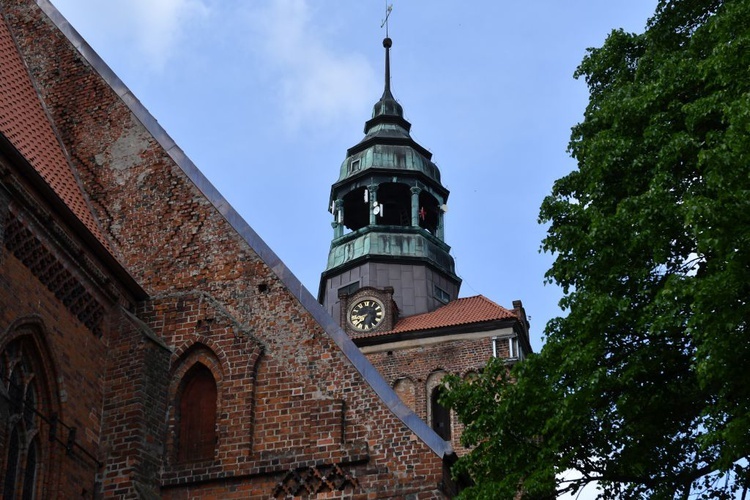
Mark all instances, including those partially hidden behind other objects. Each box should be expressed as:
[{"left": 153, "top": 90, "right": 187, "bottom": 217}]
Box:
[{"left": 351, "top": 314, "right": 366, "bottom": 324}]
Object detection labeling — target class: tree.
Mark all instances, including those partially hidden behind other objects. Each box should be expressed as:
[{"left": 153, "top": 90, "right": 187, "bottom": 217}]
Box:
[{"left": 443, "top": 0, "right": 750, "bottom": 497}]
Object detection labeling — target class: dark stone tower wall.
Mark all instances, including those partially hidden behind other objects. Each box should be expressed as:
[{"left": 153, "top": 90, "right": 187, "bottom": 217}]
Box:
[{"left": 322, "top": 261, "right": 460, "bottom": 320}]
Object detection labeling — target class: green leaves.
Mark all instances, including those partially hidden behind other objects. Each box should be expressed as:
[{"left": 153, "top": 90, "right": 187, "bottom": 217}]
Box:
[{"left": 444, "top": 1, "right": 750, "bottom": 497}]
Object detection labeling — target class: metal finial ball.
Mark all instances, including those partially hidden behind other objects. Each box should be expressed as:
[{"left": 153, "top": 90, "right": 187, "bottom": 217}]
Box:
[{"left": 383, "top": 37, "right": 392, "bottom": 48}]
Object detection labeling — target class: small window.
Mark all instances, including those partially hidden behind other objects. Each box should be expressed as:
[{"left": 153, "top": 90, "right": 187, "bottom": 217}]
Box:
[
  {"left": 349, "top": 159, "right": 361, "bottom": 172},
  {"left": 337, "top": 281, "right": 360, "bottom": 299},
  {"left": 178, "top": 364, "right": 217, "bottom": 462},
  {"left": 430, "top": 386, "right": 451, "bottom": 441},
  {"left": 492, "top": 335, "right": 522, "bottom": 360},
  {"left": 509, "top": 337, "right": 519, "bottom": 359},
  {"left": 434, "top": 285, "right": 450, "bottom": 304}
]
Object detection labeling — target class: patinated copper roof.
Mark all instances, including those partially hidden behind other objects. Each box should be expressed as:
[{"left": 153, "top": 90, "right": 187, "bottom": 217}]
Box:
[
  {"left": 354, "top": 295, "right": 518, "bottom": 340},
  {"left": 336, "top": 37, "right": 442, "bottom": 184},
  {"left": 0, "top": 15, "right": 111, "bottom": 252}
]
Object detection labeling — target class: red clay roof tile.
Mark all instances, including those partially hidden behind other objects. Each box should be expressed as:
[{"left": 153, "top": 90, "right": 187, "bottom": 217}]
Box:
[
  {"left": 353, "top": 295, "right": 517, "bottom": 339},
  {"left": 0, "top": 16, "right": 111, "bottom": 252}
]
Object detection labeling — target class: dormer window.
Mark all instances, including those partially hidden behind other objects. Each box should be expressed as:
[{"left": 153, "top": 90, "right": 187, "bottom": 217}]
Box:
[{"left": 349, "top": 159, "right": 361, "bottom": 172}]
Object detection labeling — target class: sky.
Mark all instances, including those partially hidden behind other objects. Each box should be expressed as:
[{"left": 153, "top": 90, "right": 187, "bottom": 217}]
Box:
[{"left": 49, "top": 0, "right": 659, "bottom": 356}]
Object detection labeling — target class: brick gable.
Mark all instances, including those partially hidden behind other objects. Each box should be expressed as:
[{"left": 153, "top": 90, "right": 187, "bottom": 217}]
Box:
[{"left": 0, "top": 1, "right": 453, "bottom": 498}]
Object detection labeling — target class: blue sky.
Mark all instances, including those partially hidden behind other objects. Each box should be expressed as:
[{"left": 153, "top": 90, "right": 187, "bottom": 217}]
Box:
[{"left": 51, "top": 0, "right": 658, "bottom": 352}]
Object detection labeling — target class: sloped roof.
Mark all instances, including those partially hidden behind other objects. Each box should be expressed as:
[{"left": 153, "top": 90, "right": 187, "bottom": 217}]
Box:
[
  {"left": 0, "top": 14, "right": 111, "bottom": 252},
  {"left": 353, "top": 295, "right": 518, "bottom": 340}
]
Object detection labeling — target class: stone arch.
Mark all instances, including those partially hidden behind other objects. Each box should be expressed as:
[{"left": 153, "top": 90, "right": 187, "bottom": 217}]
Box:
[
  {"left": 1, "top": 316, "right": 61, "bottom": 499},
  {"left": 166, "top": 333, "right": 263, "bottom": 467},
  {"left": 171, "top": 335, "right": 229, "bottom": 376},
  {"left": 425, "top": 369, "right": 448, "bottom": 393},
  {"left": 167, "top": 343, "right": 224, "bottom": 464}
]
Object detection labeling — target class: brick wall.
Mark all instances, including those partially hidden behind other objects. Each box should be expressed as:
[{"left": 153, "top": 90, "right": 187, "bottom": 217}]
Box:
[
  {"left": 367, "top": 336, "right": 496, "bottom": 456},
  {"left": 2, "top": 1, "right": 452, "bottom": 497},
  {"left": 100, "top": 307, "right": 170, "bottom": 498},
  {"left": 1, "top": 243, "right": 108, "bottom": 497}
]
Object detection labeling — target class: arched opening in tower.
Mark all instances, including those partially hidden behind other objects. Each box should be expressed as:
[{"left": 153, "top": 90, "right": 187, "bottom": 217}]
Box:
[
  {"left": 376, "top": 183, "right": 411, "bottom": 226},
  {"left": 342, "top": 187, "right": 370, "bottom": 232},
  {"left": 418, "top": 191, "right": 440, "bottom": 234}
]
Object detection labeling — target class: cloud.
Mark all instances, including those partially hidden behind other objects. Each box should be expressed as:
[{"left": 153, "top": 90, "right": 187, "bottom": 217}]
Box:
[
  {"left": 129, "top": 0, "right": 210, "bottom": 70},
  {"left": 53, "top": 0, "right": 209, "bottom": 71},
  {"left": 245, "top": 0, "right": 378, "bottom": 131},
  {"left": 54, "top": 0, "right": 376, "bottom": 129}
]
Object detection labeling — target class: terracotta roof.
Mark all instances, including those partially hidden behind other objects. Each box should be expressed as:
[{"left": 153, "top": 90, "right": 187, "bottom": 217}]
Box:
[
  {"left": 0, "top": 16, "right": 111, "bottom": 252},
  {"left": 355, "top": 295, "right": 517, "bottom": 340}
]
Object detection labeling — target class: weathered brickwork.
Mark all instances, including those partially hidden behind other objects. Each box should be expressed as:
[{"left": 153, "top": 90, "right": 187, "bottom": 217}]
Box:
[
  {"left": 99, "top": 307, "right": 171, "bottom": 498},
  {"left": 1, "top": 1, "right": 452, "bottom": 498},
  {"left": 1, "top": 241, "right": 115, "bottom": 497},
  {"left": 366, "top": 337, "right": 498, "bottom": 456},
  {"left": 4, "top": 213, "right": 105, "bottom": 333}
]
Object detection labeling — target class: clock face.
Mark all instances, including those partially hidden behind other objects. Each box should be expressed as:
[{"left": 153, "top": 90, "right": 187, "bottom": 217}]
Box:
[{"left": 349, "top": 298, "right": 385, "bottom": 331}]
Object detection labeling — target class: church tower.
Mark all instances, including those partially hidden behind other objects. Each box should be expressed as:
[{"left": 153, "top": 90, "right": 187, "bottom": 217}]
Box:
[
  {"left": 318, "top": 32, "right": 531, "bottom": 454},
  {"left": 318, "top": 37, "right": 461, "bottom": 326}
]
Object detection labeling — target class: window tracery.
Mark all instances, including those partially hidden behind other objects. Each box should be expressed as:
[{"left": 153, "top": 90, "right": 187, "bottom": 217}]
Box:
[{"left": 1, "top": 337, "right": 44, "bottom": 499}]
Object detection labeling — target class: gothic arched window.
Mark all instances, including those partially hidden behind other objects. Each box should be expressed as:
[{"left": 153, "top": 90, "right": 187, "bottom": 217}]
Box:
[
  {"left": 177, "top": 364, "right": 217, "bottom": 462},
  {"left": 1, "top": 338, "right": 44, "bottom": 499}
]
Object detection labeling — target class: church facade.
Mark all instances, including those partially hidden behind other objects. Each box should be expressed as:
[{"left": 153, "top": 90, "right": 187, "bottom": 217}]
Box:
[
  {"left": 319, "top": 39, "right": 532, "bottom": 455},
  {"left": 0, "top": 1, "right": 458, "bottom": 498}
]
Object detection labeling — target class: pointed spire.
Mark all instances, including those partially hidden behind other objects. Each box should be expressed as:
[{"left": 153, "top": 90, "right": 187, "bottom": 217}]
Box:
[
  {"left": 383, "top": 37, "right": 393, "bottom": 96},
  {"left": 371, "top": 37, "right": 404, "bottom": 120}
]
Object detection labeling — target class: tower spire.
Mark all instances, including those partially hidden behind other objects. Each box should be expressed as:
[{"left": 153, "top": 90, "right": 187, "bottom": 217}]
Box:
[
  {"left": 319, "top": 3, "right": 459, "bottom": 319},
  {"left": 371, "top": 3, "right": 403, "bottom": 122},
  {"left": 383, "top": 37, "right": 393, "bottom": 97},
  {"left": 381, "top": 3, "right": 394, "bottom": 97}
]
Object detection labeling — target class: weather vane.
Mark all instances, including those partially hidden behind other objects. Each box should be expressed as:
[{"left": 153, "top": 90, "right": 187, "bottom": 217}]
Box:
[{"left": 381, "top": 2, "right": 393, "bottom": 37}]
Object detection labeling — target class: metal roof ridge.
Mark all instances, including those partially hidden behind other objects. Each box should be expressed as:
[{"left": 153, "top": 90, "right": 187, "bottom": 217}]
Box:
[{"left": 33, "top": 0, "right": 452, "bottom": 458}]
